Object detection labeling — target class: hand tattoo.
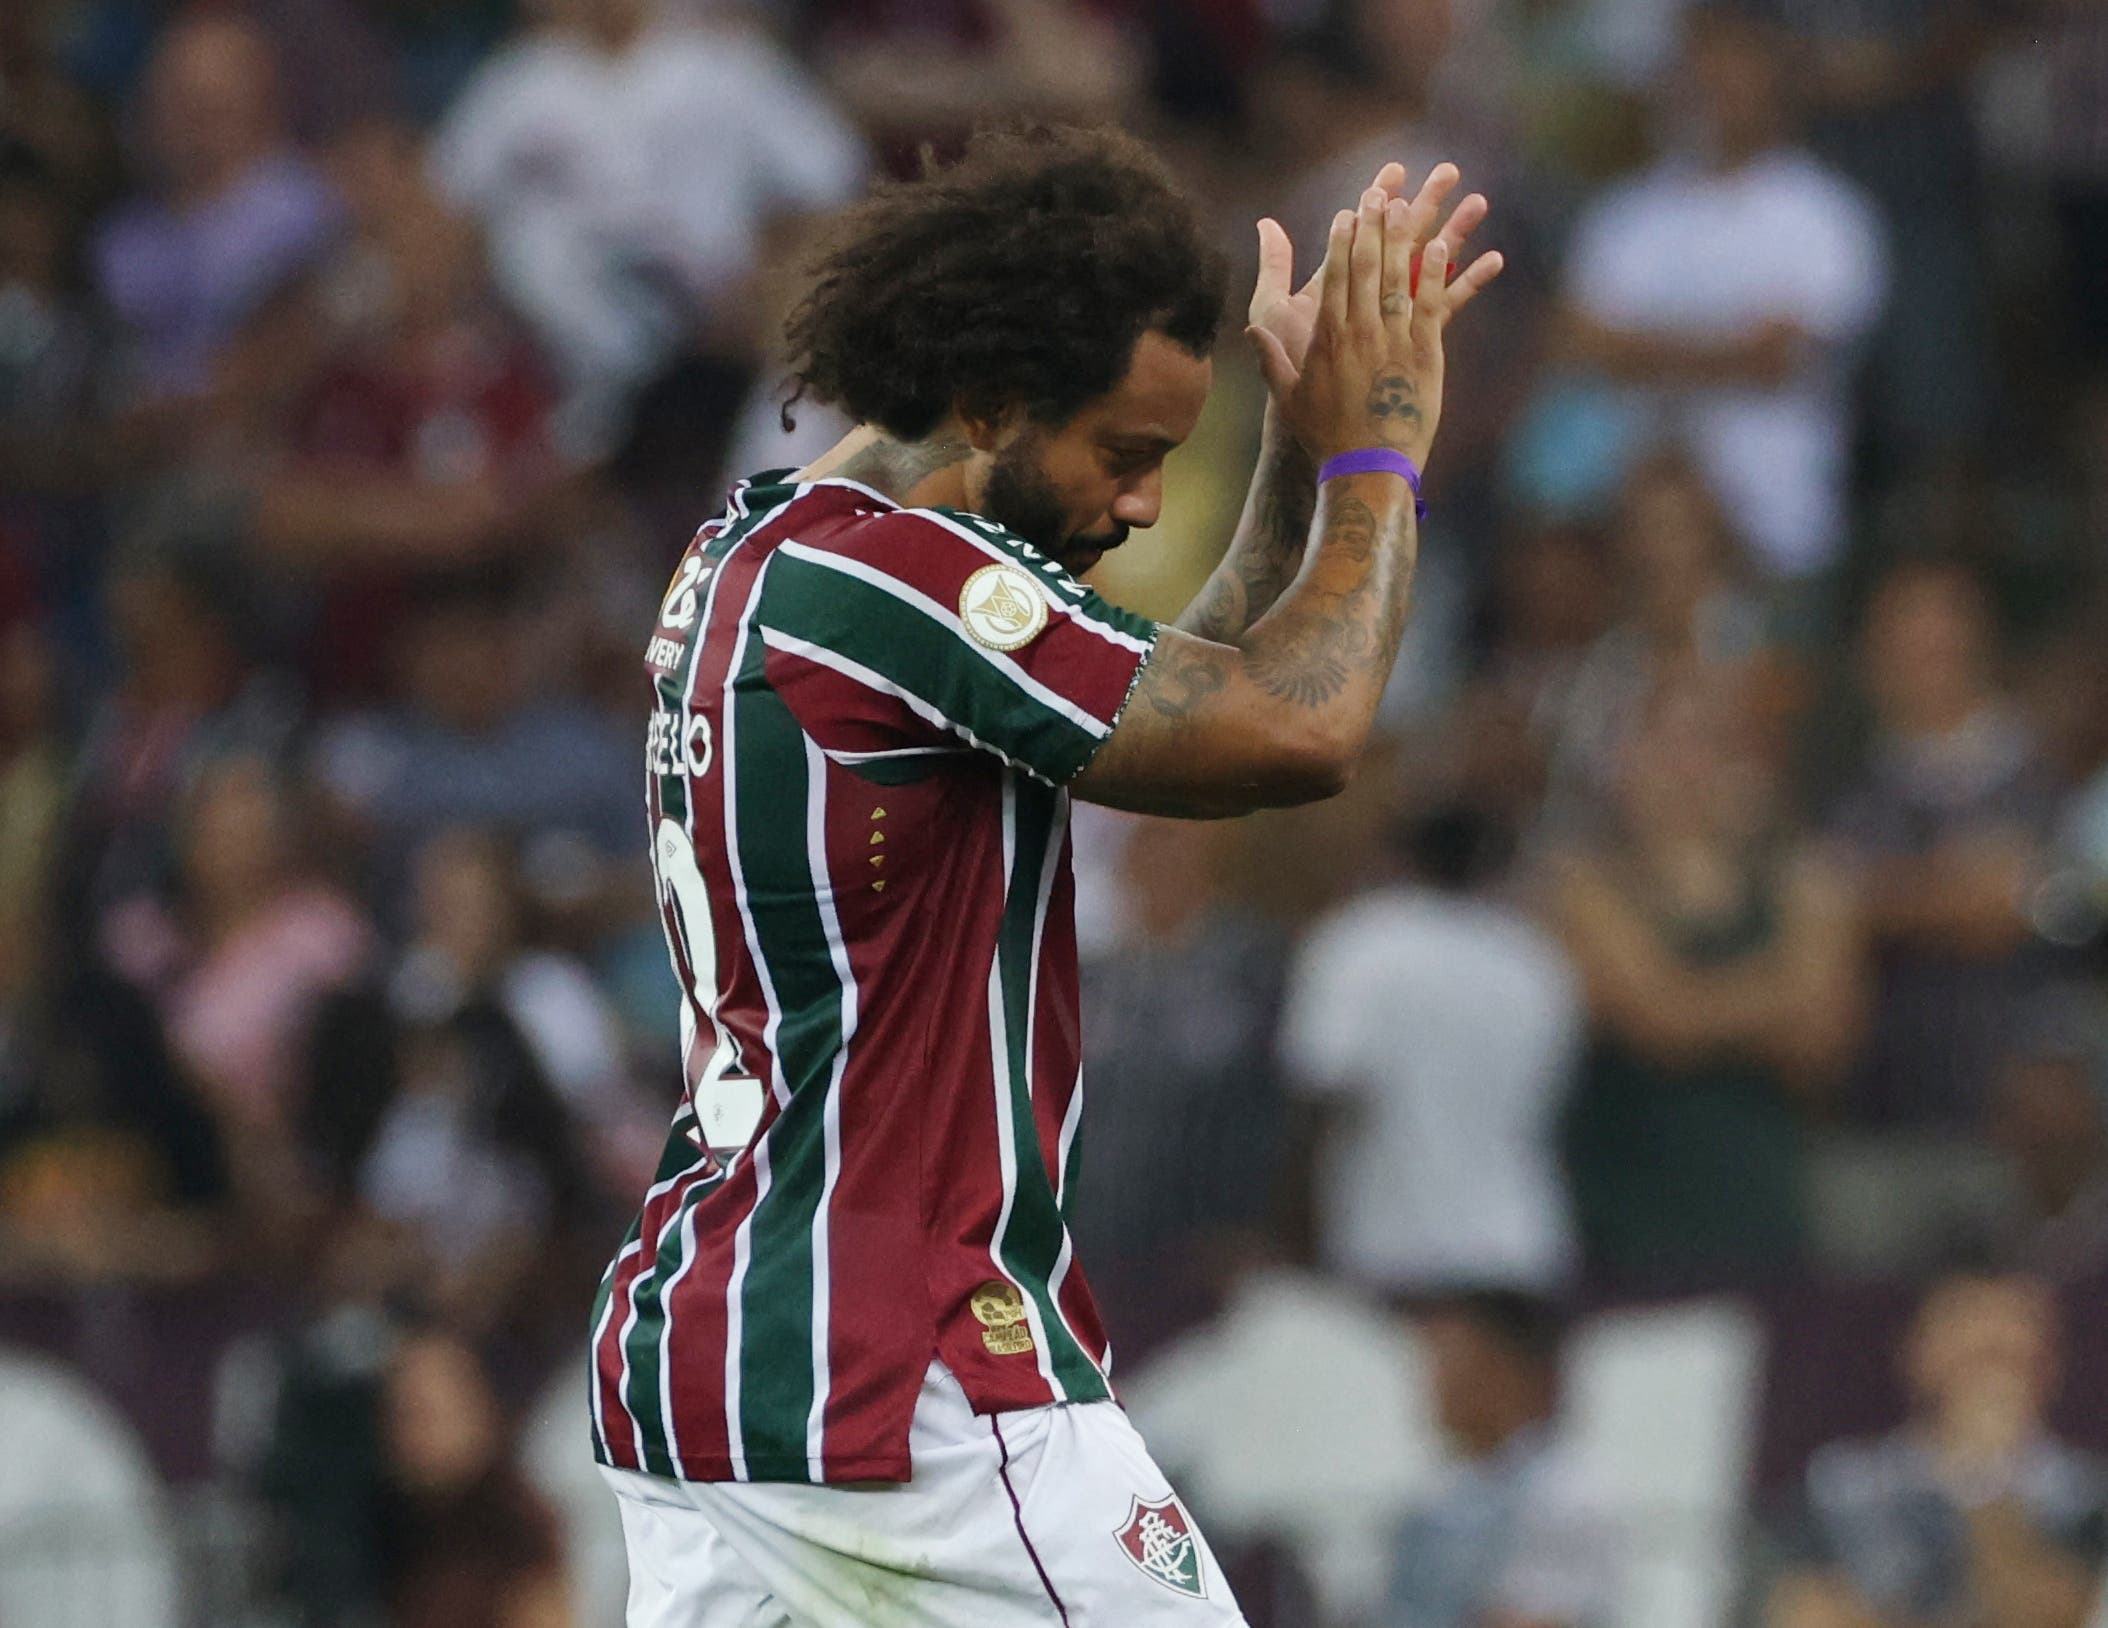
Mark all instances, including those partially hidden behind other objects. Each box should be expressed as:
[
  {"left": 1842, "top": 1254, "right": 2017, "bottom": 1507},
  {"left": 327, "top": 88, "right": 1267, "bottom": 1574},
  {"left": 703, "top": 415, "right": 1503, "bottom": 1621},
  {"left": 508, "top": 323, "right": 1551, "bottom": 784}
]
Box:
[{"left": 1364, "top": 371, "right": 1423, "bottom": 445}]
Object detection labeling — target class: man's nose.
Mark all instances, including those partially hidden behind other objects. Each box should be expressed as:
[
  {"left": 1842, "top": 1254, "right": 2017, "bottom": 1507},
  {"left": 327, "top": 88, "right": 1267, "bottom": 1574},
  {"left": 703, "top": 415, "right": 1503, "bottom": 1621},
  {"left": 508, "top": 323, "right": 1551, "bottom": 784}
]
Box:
[{"left": 1110, "top": 469, "right": 1162, "bottom": 529}]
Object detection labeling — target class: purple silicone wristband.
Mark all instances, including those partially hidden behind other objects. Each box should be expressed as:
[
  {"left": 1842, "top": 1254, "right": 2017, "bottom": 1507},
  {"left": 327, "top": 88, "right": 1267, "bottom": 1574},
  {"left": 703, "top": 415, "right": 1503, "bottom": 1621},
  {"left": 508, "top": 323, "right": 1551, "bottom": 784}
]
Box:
[{"left": 1316, "top": 447, "right": 1427, "bottom": 519}]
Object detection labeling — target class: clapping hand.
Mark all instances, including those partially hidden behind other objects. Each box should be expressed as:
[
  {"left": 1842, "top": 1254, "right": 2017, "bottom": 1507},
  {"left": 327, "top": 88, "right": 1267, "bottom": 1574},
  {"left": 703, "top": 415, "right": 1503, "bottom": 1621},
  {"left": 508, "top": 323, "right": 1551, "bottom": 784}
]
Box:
[{"left": 1244, "top": 162, "right": 1502, "bottom": 406}]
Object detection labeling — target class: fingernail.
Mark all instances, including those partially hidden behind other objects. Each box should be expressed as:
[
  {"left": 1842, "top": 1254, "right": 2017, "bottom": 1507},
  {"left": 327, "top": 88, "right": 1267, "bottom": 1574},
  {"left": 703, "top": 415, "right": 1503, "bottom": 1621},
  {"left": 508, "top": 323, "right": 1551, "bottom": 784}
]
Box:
[
  {"left": 1386, "top": 199, "right": 1408, "bottom": 224},
  {"left": 1335, "top": 210, "right": 1354, "bottom": 230},
  {"left": 1362, "top": 188, "right": 1384, "bottom": 210}
]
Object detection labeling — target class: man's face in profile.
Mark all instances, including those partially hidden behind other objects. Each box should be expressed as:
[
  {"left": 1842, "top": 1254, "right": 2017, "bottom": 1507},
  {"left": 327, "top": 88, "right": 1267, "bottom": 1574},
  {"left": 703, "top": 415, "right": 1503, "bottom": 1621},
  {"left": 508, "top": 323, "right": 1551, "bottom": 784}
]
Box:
[{"left": 976, "top": 331, "right": 1211, "bottom": 578}]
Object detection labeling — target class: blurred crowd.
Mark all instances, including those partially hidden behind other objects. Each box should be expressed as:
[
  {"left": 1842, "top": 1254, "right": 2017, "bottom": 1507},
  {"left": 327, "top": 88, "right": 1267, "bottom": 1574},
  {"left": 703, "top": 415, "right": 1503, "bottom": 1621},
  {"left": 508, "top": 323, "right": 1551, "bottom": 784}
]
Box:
[{"left": 1, "top": 0, "right": 2105, "bottom": 1623}]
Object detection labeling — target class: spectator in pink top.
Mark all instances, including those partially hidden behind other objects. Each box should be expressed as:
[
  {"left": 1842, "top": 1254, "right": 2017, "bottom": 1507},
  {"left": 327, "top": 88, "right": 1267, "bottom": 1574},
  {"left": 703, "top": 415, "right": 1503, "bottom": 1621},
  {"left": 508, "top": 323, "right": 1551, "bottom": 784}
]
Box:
[{"left": 116, "top": 752, "right": 373, "bottom": 1217}]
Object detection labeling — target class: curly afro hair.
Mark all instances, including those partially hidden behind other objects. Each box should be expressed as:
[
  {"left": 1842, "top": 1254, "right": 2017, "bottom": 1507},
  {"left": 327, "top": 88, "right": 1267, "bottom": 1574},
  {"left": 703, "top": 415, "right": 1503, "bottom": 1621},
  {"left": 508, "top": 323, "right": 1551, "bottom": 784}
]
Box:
[{"left": 783, "top": 125, "right": 1228, "bottom": 441}]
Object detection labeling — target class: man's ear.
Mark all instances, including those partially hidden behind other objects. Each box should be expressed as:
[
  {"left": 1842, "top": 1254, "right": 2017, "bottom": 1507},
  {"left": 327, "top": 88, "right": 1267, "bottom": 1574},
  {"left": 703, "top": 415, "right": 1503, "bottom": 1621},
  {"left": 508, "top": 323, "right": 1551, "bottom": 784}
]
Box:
[{"left": 955, "top": 395, "right": 1014, "bottom": 454}]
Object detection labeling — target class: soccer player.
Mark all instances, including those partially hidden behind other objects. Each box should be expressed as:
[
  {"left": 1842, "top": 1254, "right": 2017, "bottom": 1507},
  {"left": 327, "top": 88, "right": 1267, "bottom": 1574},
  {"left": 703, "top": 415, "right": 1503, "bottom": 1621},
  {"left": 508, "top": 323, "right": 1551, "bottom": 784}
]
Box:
[{"left": 593, "top": 126, "right": 1501, "bottom": 1626}]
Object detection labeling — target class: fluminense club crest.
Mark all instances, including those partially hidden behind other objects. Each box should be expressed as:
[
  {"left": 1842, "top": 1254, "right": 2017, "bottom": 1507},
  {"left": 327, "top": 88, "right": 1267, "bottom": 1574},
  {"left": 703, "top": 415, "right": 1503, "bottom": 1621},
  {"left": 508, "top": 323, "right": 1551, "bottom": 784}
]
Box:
[{"left": 1113, "top": 1495, "right": 1207, "bottom": 1600}]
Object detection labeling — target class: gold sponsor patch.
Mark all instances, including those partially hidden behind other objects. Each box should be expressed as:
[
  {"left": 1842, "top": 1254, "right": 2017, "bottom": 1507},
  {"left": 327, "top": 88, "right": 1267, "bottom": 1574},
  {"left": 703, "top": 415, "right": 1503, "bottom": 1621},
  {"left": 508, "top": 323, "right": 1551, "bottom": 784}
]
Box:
[
  {"left": 970, "top": 1279, "right": 1036, "bottom": 1355},
  {"left": 959, "top": 562, "right": 1050, "bottom": 652}
]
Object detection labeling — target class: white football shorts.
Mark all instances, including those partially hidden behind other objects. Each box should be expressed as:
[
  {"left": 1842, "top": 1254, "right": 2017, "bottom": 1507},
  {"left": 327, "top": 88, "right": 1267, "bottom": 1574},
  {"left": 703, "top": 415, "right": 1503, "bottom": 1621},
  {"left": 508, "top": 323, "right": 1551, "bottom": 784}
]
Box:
[{"left": 599, "top": 1358, "right": 1249, "bottom": 1627}]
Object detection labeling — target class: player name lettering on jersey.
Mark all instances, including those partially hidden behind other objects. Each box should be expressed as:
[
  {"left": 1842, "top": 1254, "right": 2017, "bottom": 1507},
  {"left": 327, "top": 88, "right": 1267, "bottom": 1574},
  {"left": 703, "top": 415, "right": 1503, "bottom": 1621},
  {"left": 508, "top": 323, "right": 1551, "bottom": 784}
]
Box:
[{"left": 646, "top": 707, "right": 712, "bottom": 778}]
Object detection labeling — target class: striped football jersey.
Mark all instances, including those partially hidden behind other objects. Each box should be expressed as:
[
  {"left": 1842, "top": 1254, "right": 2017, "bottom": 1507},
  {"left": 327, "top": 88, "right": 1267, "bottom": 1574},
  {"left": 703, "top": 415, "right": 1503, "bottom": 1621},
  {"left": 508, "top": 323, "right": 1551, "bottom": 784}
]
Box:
[{"left": 591, "top": 472, "right": 1159, "bottom": 1485}]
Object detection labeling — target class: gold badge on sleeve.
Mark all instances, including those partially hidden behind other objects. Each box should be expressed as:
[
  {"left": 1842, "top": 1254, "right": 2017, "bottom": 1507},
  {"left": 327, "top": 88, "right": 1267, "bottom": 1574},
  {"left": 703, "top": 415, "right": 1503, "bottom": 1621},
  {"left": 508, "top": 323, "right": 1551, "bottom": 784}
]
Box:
[
  {"left": 959, "top": 562, "right": 1050, "bottom": 652},
  {"left": 969, "top": 1279, "right": 1036, "bottom": 1355}
]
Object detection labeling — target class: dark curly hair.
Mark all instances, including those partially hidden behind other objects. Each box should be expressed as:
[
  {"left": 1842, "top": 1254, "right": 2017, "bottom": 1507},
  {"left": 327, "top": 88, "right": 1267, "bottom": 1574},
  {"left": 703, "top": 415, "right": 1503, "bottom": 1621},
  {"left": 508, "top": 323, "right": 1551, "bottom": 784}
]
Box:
[{"left": 783, "top": 125, "right": 1228, "bottom": 441}]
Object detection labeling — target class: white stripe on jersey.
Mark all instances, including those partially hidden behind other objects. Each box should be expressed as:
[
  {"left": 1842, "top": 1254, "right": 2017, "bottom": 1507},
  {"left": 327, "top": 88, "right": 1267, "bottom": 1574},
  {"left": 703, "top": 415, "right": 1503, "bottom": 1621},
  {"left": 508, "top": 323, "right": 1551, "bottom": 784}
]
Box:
[
  {"left": 757, "top": 626, "right": 1048, "bottom": 784},
  {"left": 801, "top": 732, "right": 857, "bottom": 1481},
  {"left": 1020, "top": 792, "right": 1104, "bottom": 1389},
  {"left": 589, "top": 1234, "right": 642, "bottom": 1457},
  {"left": 719, "top": 528, "right": 802, "bottom": 1482},
  {"left": 724, "top": 553, "right": 799, "bottom": 1117},
  {"left": 775, "top": 542, "right": 1114, "bottom": 740},
  {"left": 803, "top": 475, "right": 900, "bottom": 511},
  {"left": 655, "top": 1179, "right": 711, "bottom": 1465},
  {"left": 984, "top": 776, "right": 1067, "bottom": 1402},
  {"left": 610, "top": 1135, "right": 714, "bottom": 1466},
  {"left": 822, "top": 743, "right": 975, "bottom": 769},
  {"left": 723, "top": 1131, "right": 773, "bottom": 1482},
  {"left": 1051, "top": 1061, "right": 1094, "bottom": 1369},
  {"left": 1054, "top": 1061, "right": 1085, "bottom": 1207},
  {"left": 910, "top": 508, "right": 1155, "bottom": 656}
]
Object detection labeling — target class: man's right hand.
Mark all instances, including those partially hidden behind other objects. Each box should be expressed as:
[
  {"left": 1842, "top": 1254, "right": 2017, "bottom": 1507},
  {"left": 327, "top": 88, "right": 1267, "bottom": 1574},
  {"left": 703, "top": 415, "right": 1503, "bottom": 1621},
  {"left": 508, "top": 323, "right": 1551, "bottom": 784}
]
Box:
[{"left": 1250, "top": 171, "right": 1502, "bottom": 471}]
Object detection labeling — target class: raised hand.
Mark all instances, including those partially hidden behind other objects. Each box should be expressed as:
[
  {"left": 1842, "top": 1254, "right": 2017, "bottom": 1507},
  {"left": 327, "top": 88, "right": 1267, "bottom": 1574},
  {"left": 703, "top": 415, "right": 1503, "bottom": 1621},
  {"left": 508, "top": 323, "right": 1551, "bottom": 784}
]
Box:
[
  {"left": 1245, "top": 162, "right": 1500, "bottom": 406},
  {"left": 1265, "top": 162, "right": 1507, "bottom": 472}
]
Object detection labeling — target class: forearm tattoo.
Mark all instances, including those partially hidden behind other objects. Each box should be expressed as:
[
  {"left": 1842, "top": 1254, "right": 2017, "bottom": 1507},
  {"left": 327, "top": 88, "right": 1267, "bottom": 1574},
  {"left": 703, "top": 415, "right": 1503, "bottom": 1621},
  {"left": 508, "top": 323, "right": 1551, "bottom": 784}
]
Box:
[
  {"left": 1144, "top": 640, "right": 1234, "bottom": 719},
  {"left": 1240, "top": 491, "right": 1415, "bottom": 709},
  {"left": 1175, "top": 434, "right": 1315, "bottom": 642}
]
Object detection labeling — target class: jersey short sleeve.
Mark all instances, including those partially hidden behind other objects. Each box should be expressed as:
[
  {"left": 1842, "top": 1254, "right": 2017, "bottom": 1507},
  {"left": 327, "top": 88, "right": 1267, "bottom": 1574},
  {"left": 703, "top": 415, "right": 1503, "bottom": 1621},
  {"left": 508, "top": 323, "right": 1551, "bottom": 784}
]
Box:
[{"left": 754, "top": 505, "right": 1158, "bottom": 785}]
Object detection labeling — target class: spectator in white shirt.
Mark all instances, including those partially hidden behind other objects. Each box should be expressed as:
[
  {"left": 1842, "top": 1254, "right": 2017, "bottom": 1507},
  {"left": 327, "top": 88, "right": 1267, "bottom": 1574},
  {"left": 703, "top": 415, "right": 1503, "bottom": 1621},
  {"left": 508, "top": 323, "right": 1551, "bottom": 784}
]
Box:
[
  {"left": 1518, "top": 3, "right": 1888, "bottom": 578},
  {"left": 430, "top": 0, "right": 865, "bottom": 453},
  {"left": 1281, "top": 805, "right": 1583, "bottom": 1297}
]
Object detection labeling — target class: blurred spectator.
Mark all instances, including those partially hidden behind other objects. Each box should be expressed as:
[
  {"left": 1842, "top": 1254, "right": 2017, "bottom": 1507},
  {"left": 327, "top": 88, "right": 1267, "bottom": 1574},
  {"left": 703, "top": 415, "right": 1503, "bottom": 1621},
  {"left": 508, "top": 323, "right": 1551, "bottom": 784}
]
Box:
[
  {"left": 1386, "top": 1290, "right": 1624, "bottom": 1628},
  {"left": 226, "top": 119, "right": 571, "bottom": 698},
  {"left": 1281, "top": 805, "right": 1583, "bottom": 1297},
  {"left": 430, "top": 0, "right": 864, "bottom": 455},
  {"left": 0, "top": 558, "right": 233, "bottom": 1283},
  {"left": 390, "top": 827, "right": 658, "bottom": 1198},
  {"left": 0, "top": 966, "right": 229, "bottom": 1286},
  {"left": 1071, "top": 817, "right": 1290, "bottom": 1362},
  {"left": 93, "top": 11, "right": 342, "bottom": 412},
  {"left": 1547, "top": 678, "right": 1862, "bottom": 1285},
  {"left": 109, "top": 752, "right": 373, "bottom": 1219},
  {"left": 1520, "top": 2, "right": 1887, "bottom": 578},
  {"left": 259, "top": 1324, "right": 570, "bottom": 1628},
  {"left": 325, "top": 998, "right": 589, "bottom": 1338},
  {"left": 310, "top": 565, "right": 637, "bottom": 917},
  {"left": 1767, "top": 1270, "right": 2107, "bottom": 1628},
  {"left": 62, "top": 530, "right": 297, "bottom": 953},
  {"left": 378, "top": 1331, "right": 571, "bottom": 1628},
  {"left": 1990, "top": 993, "right": 2108, "bottom": 1288},
  {"left": 1775, "top": 0, "right": 1996, "bottom": 471},
  {"left": 1828, "top": 558, "right": 2065, "bottom": 1132},
  {"left": 1535, "top": 450, "right": 1790, "bottom": 835},
  {"left": 1477, "top": 518, "right": 1614, "bottom": 723}
]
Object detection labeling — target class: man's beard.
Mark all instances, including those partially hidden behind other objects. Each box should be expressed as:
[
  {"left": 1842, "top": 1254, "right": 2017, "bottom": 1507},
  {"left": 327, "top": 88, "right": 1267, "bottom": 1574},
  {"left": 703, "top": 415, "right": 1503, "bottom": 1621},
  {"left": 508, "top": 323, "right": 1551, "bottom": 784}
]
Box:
[{"left": 983, "top": 438, "right": 1128, "bottom": 573}]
